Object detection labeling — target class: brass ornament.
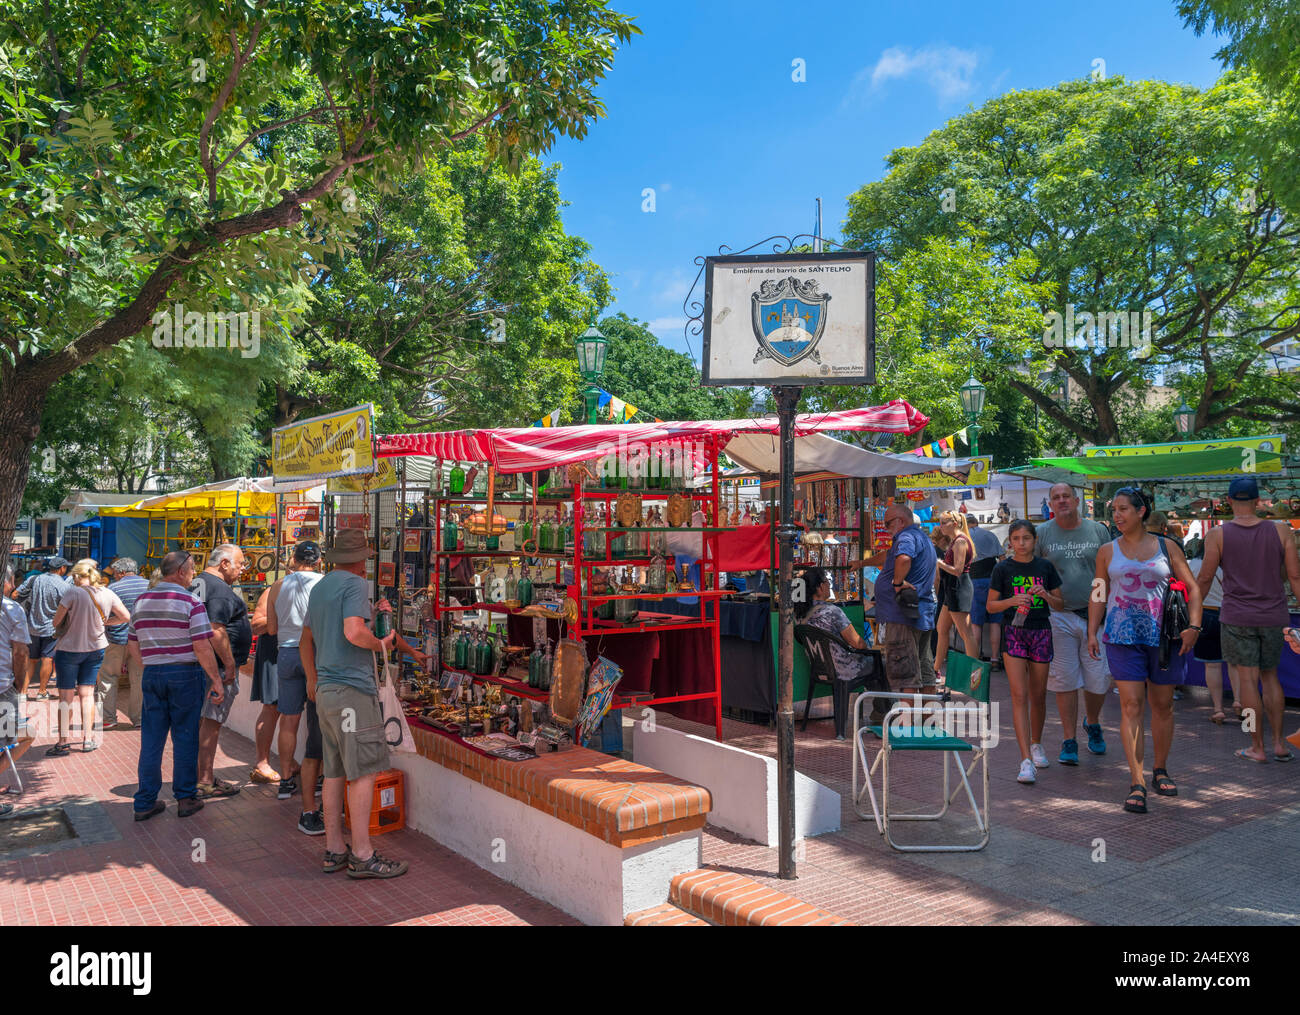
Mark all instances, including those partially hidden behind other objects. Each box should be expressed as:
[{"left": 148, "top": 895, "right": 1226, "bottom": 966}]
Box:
[
  {"left": 615, "top": 492, "right": 642, "bottom": 528},
  {"left": 666, "top": 493, "right": 690, "bottom": 528}
]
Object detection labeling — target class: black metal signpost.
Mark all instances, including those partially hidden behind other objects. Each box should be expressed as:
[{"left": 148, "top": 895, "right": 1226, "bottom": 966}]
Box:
[{"left": 691, "top": 239, "right": 875, "bottom": 879}]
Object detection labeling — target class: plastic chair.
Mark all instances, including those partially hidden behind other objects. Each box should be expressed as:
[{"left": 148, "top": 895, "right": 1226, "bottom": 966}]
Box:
[
  {"left": 794, "top": 623, "right": 885, "bottom": 740},
  {"left": 852, "top": 650, "right": 990, "bottom": 852}
]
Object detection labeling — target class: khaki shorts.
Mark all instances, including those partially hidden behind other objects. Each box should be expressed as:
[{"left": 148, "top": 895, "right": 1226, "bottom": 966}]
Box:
[
  {"left": 316, "top": 683, "right": 390, "bottom": 781},
  {"left": 1220, "top": 624, "right": 1284, "bottom": 670},
  {"left": 882, "top": 623, "right": 934, "bottom": 691}
]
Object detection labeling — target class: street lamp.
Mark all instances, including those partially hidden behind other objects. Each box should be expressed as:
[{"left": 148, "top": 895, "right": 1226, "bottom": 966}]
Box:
[
  {"left": 1174, "top": 400, "right": 1195, "bottom": 437},
  {"left": 575, "top": 323, "right": 609, "bottom": 425},
  {"left": 959, "top": 376, "right": 987, "bottom": 456}
]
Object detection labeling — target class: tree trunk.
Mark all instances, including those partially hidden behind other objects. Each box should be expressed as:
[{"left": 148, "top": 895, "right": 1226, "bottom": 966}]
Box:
[{"left": 0, "top": 374, "right": 51, "bottom": 579}]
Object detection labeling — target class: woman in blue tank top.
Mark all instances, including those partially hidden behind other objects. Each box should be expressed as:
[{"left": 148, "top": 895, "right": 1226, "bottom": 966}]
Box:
[{"left": 1087, "top": 488, "right": 1201, "bottom": 815}]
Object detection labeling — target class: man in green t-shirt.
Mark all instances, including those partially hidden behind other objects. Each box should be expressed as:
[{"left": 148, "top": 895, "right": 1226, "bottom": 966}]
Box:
[
  {"left": 1037, "top": 483, "right": 1113, "bottom": 765},
  {"left": 299, "top": 529, "right": 406, "bottom": 880}
]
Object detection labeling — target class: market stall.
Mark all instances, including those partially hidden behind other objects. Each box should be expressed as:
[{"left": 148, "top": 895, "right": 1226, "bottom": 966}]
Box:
[{"left": 367, "top": 402, "right": 930, "bottom": 741}]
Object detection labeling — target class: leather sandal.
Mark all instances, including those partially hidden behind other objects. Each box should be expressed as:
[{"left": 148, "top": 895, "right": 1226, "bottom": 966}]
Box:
[
  {"left": 1123, "top": 784, "right": 1147, "bottom": 814},
  {"left": 1152, "top": 768, "right": 1177, "bottom": 796}
]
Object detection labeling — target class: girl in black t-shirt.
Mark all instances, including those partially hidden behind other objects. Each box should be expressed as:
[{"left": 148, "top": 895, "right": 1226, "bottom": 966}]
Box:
[{"left": 987, "top": 520, "right": 1064, "bottom": 785}]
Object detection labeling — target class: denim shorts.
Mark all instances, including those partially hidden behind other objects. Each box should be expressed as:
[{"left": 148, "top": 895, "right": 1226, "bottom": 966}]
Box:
[
  {"left": 276, "top": 646, "right": 307, "bottom": 716},
  {"left": 970, "top": 578, "right": 993, "bottom": 626},
  {"left": 54, "top": 648, "right": 106, "bottom": 690},
  {"left": 1104, "top": 643, "right": 1185, "bottom": 685}
]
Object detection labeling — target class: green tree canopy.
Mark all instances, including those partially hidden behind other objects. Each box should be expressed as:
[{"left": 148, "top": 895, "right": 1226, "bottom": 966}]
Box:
[
  {"left": 844, "top": 77, "right": 1300, "bottom": 449},
  {"left": 0, "top": 0, "right": 636, "bottom": 568}
]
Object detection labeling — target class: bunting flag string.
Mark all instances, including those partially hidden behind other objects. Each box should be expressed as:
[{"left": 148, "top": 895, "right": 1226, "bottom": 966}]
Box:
[
  {"left": 909, "top": 427, "right": 969, "bottom": 456},
  {"left": 529, "top": 390, "right": 650, "bottom": 428}
]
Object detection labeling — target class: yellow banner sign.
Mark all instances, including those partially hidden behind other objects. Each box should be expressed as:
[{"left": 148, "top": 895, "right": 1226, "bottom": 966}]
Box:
[
  {"left": 326, "top": 455, "right": 398, "bottom": 495},
  {"left": 897, "top": 457, "right": 992, "bottom": 490},
  {"left": 272, "top": 405, "right": 375, "bottom": 482},
  {"left": 1082, "top": 435, "right": 1285, "bottom": 457}
]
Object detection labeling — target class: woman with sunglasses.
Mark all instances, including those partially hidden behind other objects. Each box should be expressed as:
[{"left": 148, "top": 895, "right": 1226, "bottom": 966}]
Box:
[{"left": 1088, "top": 487, "right": 1201, "bottom": 814}]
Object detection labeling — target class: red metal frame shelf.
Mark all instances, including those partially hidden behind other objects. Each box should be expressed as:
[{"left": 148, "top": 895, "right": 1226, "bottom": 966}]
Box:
[{"left": 427, "top": 435, "right": 727, "bottom": 739}]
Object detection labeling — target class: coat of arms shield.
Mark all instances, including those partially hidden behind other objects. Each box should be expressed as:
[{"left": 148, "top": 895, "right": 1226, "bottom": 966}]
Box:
[{"left": 751, "top": 276, "right": 831, "bottom": 366}]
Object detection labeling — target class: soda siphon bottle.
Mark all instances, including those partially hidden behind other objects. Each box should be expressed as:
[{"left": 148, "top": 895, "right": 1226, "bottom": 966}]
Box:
[
  {"left": 505, "top": 564, "right": 518, "bottom": 603},
  {"left": 454, "top": 627, "right": 468, "bottom": 670},
  {"left": 448, "top": 463, "right": 465, "bottom": 495},
  {"left": 539, "top": 511, "right": 555, "bottom": 553},
  {"left": 517, "top": 566, "right": 534, "bottom": 607}
]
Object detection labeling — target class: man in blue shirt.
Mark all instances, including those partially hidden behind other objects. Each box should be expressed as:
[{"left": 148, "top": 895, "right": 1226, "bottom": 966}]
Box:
[{"left": 858, "top": 506, "right": 938, "bottom": 706}]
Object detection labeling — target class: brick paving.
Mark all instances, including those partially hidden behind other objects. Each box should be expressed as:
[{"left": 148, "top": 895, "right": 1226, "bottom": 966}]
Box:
[
  {"left": 654, "top": 678, "right": 1300, "bottom": 926},
  {"left": 0, "top": 704, "right": 576, "bottom": 926},
  {"left": 4, "top": 676, "right": 1296, "bottom": 926}
]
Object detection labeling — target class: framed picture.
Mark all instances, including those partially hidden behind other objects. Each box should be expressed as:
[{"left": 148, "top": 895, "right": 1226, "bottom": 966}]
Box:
[
  {"left": 402, "top": 563, "right": 415, "bottom": 587},
  {"left": 378, "top": 562, "right": 396, "bottom": 586},
  {"left": 495, "top": 471, "right": 518, "bottom": 492},
  {"left": 380, "top": 527, "right": 395, "bottom": 550},
  {"left": 403, "top": 530, "right": 422, "bottom": 551}
]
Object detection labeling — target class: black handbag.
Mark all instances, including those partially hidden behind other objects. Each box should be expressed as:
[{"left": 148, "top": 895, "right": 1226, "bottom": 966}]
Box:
[{"left": 1156, "top": 536, "right": 1190, "bottom": 668}]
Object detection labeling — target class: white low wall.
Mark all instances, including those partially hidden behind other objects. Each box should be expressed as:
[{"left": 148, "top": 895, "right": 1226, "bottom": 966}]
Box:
[
  {"left": 633, "top": 723, "right": 840, "bottom": 846},
  {"left": 391, "top": 751, "right": 701, "bottom": 926}
]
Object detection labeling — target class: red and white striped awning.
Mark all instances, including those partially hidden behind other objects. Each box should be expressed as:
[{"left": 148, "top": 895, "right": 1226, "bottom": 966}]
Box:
[{"left": 376, "top": 400, "right": 929, "bottom": 474}]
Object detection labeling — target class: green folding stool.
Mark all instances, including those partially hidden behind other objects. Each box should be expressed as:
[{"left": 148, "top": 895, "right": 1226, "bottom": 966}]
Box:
[{"left": 853, "top": 648, "right": 991, "bottom": 852}]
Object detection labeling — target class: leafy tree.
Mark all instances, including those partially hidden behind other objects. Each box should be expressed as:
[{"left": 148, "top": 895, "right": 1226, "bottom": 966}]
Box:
[
  {"left": 588, "top": 313, "right": 738, "bottom": 423},
  {"left": 801, "top": 237, "right": 1052, "bottom": 461},
  {"left": 843, "top": 77, "right": 1300, "bottom": 449},
  {"left": 1179, "top": 0, "right": 1300, "bottom": 212},
  {"left": 0, "top": 0, "right": 636, "bottom": 571},
  {"left": 266, "top": 138, "right": 610, "bottom": 434}
]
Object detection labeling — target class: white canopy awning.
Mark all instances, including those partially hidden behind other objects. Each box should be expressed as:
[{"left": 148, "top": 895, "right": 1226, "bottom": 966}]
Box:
[{"left": 722, "top": 433, "right": 951, "bottom": 479}]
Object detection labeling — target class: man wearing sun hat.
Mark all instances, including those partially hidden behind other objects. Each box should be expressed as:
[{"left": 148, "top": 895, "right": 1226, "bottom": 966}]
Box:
[
  {"left": 298, "top": 527, "right": 407, "bottom": 879},
  {"left": 1196, "top": 476, "right": 1300, "bottom": 763}
]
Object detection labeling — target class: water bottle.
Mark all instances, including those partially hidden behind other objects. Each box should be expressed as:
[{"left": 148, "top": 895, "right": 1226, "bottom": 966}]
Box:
[{"left": 374, "top": 608, "right": 392, "bottom": 640}]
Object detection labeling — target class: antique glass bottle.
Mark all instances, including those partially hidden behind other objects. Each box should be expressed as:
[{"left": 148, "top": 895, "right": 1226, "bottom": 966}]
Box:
[
  {"left": 518, "top": 508, "right": 532, "bottom": 551},
  {"left": 454, "top": 627, "right": 468, "bottom": 670},
  {"left": 504, "top": 564, "right": 518, "bottom": 603},
  {"left": 614, "top": 568, "right": 636, "bottom": 621},
  {"left": 517, "top": 566, "right": 534, "bottom": 607},
  {"left": 448, "top": 463, "right": 466, "bottom": 495},
  {"left": 648, "top": 545, "right": 667, "bottom": 594},
  {"left": 538, "top": 511, "right": 554, "bottom": 553},
  {"left": 562, "top": 508, "right": 574, "bottom": 552},
  {"left": 442, "top": 511, "right": 458, "bottom": 552}
]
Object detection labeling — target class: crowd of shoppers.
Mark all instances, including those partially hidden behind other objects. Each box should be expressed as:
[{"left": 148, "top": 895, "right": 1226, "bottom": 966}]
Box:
[{"left": 6, "top": 532, "right": 409, "bottom": 879}]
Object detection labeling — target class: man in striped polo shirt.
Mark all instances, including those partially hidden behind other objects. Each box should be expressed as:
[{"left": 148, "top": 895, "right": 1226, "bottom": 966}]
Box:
[{"left": 126, "top": 551, "right": 225, "bottom": 821}]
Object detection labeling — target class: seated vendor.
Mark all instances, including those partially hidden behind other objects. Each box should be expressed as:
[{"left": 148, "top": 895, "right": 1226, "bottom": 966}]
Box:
[{"left": 795, "top": 566, "right": 872, "bottom": 677}]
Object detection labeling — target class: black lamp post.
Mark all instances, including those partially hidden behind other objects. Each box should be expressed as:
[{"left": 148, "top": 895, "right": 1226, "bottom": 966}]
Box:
[
  {"left": 959, "top": 376, "right": 987, "bottom": 455},
  {"left": 575, "top": 323, "right": 609, "bottom": 425},
  {"left": 1174, "top": 400, "right": 1195, "bottom": 437}
]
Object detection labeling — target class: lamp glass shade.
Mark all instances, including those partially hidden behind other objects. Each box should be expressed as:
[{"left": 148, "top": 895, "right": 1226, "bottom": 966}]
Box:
[
  {"left": 575, "top": 326, "right": 608, "bottom": 382},
  {"left": 959, "top": 376, "right": 987, "bottom": 417},
  {"left": 1174, "top": 401, "right": 1194, "bottom": 436}
]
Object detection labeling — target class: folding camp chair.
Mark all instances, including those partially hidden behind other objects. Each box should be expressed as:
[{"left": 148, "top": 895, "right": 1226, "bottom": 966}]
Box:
[{"left": 852, "top": 649, "right": 990, "bottom": 852}]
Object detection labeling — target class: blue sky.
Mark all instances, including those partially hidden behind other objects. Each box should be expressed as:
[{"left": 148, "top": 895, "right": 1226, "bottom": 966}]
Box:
[{"left": 546, "top": 0, "right": 1228, "bottom": 362}]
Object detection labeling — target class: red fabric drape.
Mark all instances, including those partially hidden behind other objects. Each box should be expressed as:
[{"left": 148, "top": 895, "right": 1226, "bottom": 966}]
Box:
[{"left": 713, "top": 523, "right": 772, "bottom": 571}]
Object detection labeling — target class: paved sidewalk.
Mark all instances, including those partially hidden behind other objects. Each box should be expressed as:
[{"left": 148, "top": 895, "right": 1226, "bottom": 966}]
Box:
[
  {"left": 659, "top": 680, "right": 1300, "bottom": 926},
  {"left": 0, "top": 702, "right": 575, "bottom": 926}
]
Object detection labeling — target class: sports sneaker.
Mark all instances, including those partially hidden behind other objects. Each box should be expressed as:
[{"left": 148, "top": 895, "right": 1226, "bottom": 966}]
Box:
[
  {"left": 1017, "top": 758, "right": 1036, "bottom": 784},
  {"left": 1084, "top": 722, "right": 1106, "bottom": 755},
  {"left": 298, "top": 809, "right": 326, "bottom": 836},
  {"left": 1059, "top": 739, "right": 1079, "bottom": 765},
  {"left": 277, "top": 776, "right": 298, "bottom": 800},
  {"left": 1030, "top": 743, "right": 1049, "bottom": 769}
]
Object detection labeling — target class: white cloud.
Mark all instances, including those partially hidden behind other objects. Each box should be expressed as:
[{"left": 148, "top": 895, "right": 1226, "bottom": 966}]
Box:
[
  {"left": 857, "top": 44, "right": 979, "bottom": 103},
  {"left": 646, "top": 316, "right": 687, "bottom": 334}
]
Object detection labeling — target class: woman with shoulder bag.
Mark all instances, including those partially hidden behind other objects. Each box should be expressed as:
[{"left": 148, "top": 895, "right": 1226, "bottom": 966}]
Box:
[
  {"left": 47, "top": 559, "right": 130, "bottom": 755},
  {"left": 1087, "top": 489, "right": 1202, "bottom": 814}
]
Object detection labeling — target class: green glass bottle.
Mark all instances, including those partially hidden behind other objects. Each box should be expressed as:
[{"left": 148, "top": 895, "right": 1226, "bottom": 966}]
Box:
[
  {"left": 443, "top": 512, "right": 458, "bottom": 552},
  {"left": 539, "top": 512, "right": 555, "bottom": 553},
  {"left": 517, "top": 566, "right": 534, "bottom": 607},
  {"left": 454, "top": 628, "right": 468, "bottom": 670},
  {"left": 449, "top": 463, "right": 465, "bottom": 495},
  {"left": 518, "top": 509, "right": 532, "bottom": 551}
]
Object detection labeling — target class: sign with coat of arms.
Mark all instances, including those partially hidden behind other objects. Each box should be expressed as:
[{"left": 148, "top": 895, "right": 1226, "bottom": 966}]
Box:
[{"left": 701, "top": 251, "right": 874, "bottom": 386}]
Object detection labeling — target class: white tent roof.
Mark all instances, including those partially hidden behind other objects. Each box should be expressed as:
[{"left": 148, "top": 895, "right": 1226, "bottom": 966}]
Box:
[{"left": 722, "top": 432, "right": 958, "bottom": 479}]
